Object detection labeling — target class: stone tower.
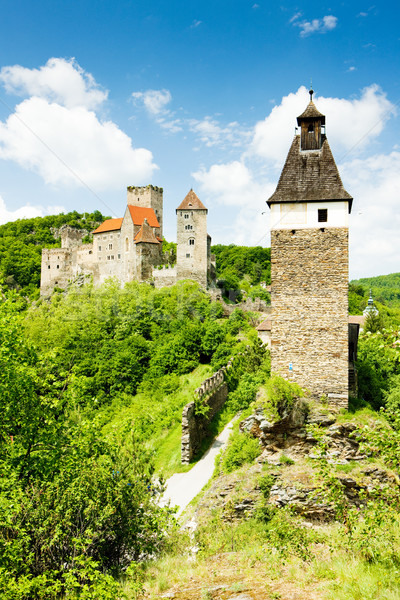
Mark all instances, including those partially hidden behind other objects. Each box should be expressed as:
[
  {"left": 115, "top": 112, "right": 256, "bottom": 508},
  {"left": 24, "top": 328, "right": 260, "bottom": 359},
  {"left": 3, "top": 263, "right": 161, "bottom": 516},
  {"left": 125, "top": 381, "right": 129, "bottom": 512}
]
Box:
[
  {"left": 127, "top": 185, "right": 163, "bottom": 238},
  {"left": 267, "top": 89, "right": 353, "bottom": 409},
  {"left": 176, "top": 189, "right": 210, "bottom": 288}
]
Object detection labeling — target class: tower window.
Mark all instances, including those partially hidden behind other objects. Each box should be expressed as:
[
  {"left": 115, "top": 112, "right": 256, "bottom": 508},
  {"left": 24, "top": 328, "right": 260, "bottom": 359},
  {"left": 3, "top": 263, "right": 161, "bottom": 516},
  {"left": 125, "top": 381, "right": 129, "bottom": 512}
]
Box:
[
  {"left": 48, "top": 265, "right": 50, "bottom": 269},
  {"left": 185, "top": 224, "right": 193, "bottom": 230},
  {"left": 189, "top": 238, "right": 195, "bottom": 246},
  {"left": 318, "top": 209, "right": 328, "bottom": 223},
  {"left": 108, "top": 243, "right": 113, "bottom": 250},
  {"left": 186, "top": 253, "right": 190, "bottom": 258},
  {"left": 184, "top": 213, "right": 189, "bottom": 219},
  {"left": 98, "top": 245, "right": 102, "bottom": 251}
]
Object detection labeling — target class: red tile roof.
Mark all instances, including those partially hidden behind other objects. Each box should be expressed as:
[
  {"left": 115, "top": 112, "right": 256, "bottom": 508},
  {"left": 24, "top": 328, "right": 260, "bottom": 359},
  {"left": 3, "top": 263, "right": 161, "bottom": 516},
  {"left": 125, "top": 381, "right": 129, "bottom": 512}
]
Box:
[
  {"left": 134, "top": 219, "right": 160, "bottom": 244},
  {"left": 176, "top": 189, "right": 207, "bottom": 211},
  {"left": 92, "top": 218, "right": 123, "bottom": 234},
  {"left": 128, "top": 205, "right": 160, "bottom": 228}
]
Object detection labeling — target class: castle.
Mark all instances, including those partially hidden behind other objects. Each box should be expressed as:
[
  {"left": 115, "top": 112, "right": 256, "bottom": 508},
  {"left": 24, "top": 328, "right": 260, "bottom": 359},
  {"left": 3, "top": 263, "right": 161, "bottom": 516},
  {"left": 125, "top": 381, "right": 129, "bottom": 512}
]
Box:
[
  {"left": 40, "top": 186, "right": 213, "bottom": 295},
  {"left": 267, "top": 89, "right": 352, "bottom": 408}
]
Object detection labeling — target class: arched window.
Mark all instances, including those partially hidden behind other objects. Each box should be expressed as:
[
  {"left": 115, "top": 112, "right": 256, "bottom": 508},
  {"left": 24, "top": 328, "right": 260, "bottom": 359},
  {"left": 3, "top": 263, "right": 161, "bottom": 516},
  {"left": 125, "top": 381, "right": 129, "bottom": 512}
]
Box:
[{"left": 189, "top": 238, "right": 195, "bottom": 246}]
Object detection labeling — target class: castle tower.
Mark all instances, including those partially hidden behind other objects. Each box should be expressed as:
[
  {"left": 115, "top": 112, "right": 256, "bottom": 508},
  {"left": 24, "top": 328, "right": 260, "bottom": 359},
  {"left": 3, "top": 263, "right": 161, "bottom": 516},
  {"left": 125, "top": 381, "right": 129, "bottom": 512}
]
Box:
[
  {"left": 127, "top": 185, "right": 163, "bottom": 238},
  {"left": 267, "top": 89, "right": 353, "bottom": 409},
  {"left": 176, "top": 189, "right": 209, "bottom": 288}
]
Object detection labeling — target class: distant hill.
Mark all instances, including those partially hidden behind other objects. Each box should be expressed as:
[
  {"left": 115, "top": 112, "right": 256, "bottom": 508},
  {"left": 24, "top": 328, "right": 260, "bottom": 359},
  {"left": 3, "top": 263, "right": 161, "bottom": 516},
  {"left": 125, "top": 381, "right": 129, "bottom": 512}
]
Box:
[
  {"left": 0, "top": 210, "right": 107, "bottom": 296},
  {"left": 350, "top": 273, "right": 400, "bottom": 309}
]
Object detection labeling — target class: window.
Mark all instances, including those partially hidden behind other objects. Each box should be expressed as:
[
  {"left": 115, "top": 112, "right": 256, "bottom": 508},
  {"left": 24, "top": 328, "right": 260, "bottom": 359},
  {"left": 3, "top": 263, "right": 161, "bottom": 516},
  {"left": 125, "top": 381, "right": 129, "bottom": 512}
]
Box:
[
  {"left": 186, "top": 253, "right": 190, "bottom": 258},
  {"left": 318, "top": 209, "right": 328, "bottom": 223},
  {"left": 108, "top": 243, "right": 113, "bottom": 250},
  {"left": 308, "top": 123, "right": 314, "bottom": 133},
  {"left": 118, "top": 254, "right": 121, "bottom": 259},
  {"left": 89, "top": 250, "right": 92, "bottom": 255},
  {"left": 98, "top": 245, "right": 102, "bottom": 251},
  {"left": 107, "top": 256, "right": 111, "bottom": 260},
  {"left": 111, "top": 255, "right": 114, "bottom": 260},
  {"left": 189, "top": 238, "right": 195, "bottom": 246},
  {"left": 185, "top": 224, "right": 193, "bottom": 230},
  {"left": 56, "top": 265, "right": 59, "bottom": 269},
  {"left": 48, "top": 265, "right": 50, "bottom": 269},
  {"left": 125, "top": 238, "right": 129, "bottom": 251},
  {"left": 184, "top": 213, "right": 189, "bottom": 219}
]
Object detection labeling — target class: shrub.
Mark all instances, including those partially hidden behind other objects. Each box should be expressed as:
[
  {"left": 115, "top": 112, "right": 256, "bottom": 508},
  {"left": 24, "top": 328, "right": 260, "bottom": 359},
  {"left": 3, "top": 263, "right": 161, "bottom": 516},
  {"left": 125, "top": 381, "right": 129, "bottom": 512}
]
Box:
[
  {"left": 220, "top": 430, "right": 261, "bottom": 473},
  {"left": 265, "top": 375, "right": 305, "bottom": 418}
]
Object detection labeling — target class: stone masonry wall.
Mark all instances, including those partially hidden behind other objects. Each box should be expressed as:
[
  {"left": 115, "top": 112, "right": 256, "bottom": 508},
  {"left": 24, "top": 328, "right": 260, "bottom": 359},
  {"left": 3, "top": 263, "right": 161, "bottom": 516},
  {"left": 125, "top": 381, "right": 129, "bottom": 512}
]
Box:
[
  {"left": 271, "top": 227, "right": 349, "bottom": 408},
  {"left": 181, "top": 368, "right": 228, "bottom": 464}
]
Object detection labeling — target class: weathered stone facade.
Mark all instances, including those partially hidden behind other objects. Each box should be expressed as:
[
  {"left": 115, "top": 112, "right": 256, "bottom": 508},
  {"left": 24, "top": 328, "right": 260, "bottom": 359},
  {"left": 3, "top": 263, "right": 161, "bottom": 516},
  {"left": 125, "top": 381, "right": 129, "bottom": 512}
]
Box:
[
  {"left": 176, "top": 190, "right": 210, "bottom": 288},
  {"left": 270, "top": 227, "right": 349, "bottom": 404}
]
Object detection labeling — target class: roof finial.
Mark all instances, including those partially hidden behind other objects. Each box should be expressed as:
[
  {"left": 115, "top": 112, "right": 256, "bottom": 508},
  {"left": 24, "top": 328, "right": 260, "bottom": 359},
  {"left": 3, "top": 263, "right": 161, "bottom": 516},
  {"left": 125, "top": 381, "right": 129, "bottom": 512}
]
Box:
[{"left": 309, "top": 80, "right": 314, "bottom": 102}]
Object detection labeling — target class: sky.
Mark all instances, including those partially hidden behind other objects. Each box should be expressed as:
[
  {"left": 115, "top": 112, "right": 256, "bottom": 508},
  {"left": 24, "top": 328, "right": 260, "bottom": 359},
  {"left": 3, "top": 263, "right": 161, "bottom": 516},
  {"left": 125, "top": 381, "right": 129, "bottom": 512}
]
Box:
[{"left": 0, "top": 0, "right": 399, "bottom": 280}]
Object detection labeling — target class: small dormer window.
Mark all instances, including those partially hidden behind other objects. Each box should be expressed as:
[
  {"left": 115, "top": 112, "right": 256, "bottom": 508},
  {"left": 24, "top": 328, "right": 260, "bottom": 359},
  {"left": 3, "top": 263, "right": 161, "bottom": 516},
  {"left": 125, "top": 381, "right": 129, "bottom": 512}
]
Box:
[{"left": 318, "top": 209, "right": 328, "bottom": 223}]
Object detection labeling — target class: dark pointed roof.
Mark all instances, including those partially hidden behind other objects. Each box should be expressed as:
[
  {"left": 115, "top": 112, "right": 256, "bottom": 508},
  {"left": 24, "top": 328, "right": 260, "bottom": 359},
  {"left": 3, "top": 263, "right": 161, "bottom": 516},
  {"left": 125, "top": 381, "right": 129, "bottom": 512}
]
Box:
[
  {"left": 176, "top": 189, "right": 207, "bottom": 211},
  {"left": 267, "top": 136, "right": 353, "bottom": 210},
  {"left": 297, "top": 100, "right": 325, "bottom": 124}
]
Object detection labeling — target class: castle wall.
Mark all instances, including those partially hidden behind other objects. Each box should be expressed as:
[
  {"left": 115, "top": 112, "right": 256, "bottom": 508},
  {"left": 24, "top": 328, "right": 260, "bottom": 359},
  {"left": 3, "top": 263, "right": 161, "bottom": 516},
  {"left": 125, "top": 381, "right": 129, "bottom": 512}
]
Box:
[
  {"left": 270, "top": 227, "right": 349, "bottom": 407},
  {"left": 136, "top": 242, "right": 162, "bottom": 281},
  {"left": 93, "top": 230, "right": 124, "bottom": 285},
  {"left": 176, "top": 208, "right": 208, "bottom": 287},
  {"left": 152, "top": 265, "right": 177, "bottom": 288},
  {"left": 41, "top": 248, "right": 72, "bottom": 294}
]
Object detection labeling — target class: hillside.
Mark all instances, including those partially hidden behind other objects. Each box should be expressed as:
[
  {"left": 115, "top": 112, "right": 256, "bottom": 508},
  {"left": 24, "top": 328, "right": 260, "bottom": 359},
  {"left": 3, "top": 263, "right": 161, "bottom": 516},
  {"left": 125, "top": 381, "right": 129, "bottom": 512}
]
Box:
[{"left": 350, "top": 272, "right": 400, "bottom": 308}]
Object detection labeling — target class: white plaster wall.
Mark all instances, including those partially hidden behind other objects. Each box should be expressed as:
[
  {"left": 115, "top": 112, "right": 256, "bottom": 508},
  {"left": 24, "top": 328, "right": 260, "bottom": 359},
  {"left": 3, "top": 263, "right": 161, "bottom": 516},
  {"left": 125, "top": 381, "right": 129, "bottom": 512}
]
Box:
[{"left": 270, "top": 201, "right": 349, "bottom": 230}]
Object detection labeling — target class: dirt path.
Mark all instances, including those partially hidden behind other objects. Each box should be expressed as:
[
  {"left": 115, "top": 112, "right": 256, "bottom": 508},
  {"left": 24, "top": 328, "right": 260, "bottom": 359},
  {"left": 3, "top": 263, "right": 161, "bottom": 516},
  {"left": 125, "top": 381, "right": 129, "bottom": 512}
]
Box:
[{"left": 160, "top": 418, "right": 236, "bottom": 515}]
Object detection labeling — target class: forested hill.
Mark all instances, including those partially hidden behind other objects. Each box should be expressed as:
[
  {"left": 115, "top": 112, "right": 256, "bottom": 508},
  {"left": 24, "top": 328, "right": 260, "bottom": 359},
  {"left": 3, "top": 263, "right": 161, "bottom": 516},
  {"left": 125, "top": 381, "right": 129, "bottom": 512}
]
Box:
[
  {"left": 211, "top": 244, "right": 271, "bottom": 288},
  {"left": 350, "top": 272, "right": 400, "bottom": 309},
  {"left": 0, "top": 210, "right": 107, "bottom": 296}
]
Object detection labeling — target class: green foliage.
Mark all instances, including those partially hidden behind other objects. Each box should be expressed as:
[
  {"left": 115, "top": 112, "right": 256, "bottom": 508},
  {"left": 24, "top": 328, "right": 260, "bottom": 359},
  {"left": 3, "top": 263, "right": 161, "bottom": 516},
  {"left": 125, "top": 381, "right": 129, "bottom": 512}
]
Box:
[
  {"left": 0, "top": 291, "right": 175, "bottom": 598},
  {"left": 0, "top": 211, "right": 107, "bottom": 296},
  {"left": 211, "top": 244, "right": 271, "bottom": 286},
  {"left": 264, "top": 375, "right": 305, "bottom": 418},
  {"left": 226, "top": 371, "right": 265, "bottom": 413},
  {"left": 351, "top": 272, "right": 400, "bottom": 309},
  {"left": 356, "top": 328, "right": 400, "bottom": 409},
  {"left": 220, "top": 430, "right": 261, "bottom": 473}
]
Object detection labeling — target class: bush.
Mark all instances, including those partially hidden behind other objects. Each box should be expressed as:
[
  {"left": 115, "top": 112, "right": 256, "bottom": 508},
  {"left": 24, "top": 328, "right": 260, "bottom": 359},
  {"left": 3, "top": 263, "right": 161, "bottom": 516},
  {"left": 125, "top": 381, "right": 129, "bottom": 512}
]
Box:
[
  {"left": 265, "top": 375, "right": 305, "bottom": 417},
  {"left": 220, "top": 430, "right": 261, "bottom": 473}
]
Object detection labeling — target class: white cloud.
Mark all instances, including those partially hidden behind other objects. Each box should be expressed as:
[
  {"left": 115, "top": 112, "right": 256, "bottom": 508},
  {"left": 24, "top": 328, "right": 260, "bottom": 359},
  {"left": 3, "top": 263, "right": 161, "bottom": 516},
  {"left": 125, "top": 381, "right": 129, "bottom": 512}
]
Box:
[
  {"left": 341, "top": 152, "right": 400, "bottom": 278},
  {"left": 347, "top": 66, "right": 357, "bottom": 72},
  {"left": 188, "top": 117, "right": 251, "bottom": 148},
  {"left": 250, "top": 85, "right": 395, "bottom": 166},
  {"left": 0, "top": 58, "right": 107, "bottom": 109},
  {"left": 292, "top": 14, "right": 338, "bottom": 37},
  {"left": 131, "top": 89, "right": 172, "bottom": 116},
  {"left": 190, "top": 19, "right": 202, "bottom": 28},
  {"left": 0, "top": 194, "right": 64, "bottom": 225},
  {"left": 0, "top": 60, "right": 157, "bottom": 189}
]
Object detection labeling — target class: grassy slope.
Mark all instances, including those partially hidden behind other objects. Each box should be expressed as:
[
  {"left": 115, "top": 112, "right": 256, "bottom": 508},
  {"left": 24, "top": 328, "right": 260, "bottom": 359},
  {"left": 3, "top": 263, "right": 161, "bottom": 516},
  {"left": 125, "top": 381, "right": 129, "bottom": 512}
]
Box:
[{"left": 129, "top": 401, "right": 400, "bottom": 600}]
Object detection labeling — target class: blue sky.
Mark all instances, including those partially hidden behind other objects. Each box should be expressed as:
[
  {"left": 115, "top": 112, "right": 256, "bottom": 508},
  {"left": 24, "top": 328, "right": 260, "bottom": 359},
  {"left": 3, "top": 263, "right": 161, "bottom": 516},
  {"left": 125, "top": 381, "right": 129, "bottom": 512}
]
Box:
[{"left": 0, "top": 0, "right": 399, "bottom": 278}]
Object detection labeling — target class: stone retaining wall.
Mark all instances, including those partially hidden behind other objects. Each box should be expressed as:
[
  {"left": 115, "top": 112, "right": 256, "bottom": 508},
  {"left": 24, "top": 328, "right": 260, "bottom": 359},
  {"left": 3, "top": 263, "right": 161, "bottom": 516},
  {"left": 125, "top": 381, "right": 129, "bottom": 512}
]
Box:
[{"left": 181, "top": 349, "right": 255, "bottom": 464}]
